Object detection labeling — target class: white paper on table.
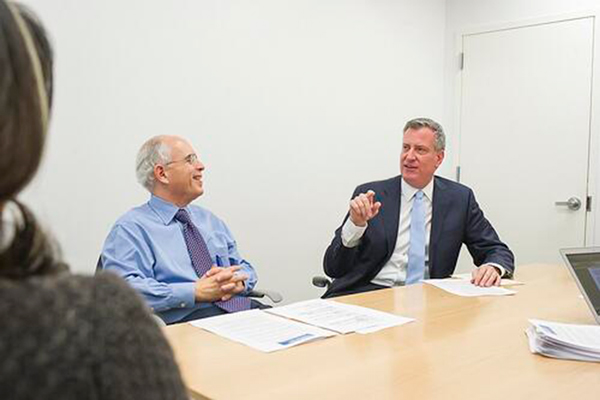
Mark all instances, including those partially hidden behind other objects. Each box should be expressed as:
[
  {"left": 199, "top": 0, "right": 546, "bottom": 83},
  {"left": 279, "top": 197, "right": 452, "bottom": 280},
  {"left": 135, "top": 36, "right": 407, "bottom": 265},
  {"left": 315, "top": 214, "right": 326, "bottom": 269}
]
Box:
[
  {"left": 267, "top": 299, "right": 414, "bottom": 334},
  {"left": 451, "top": 273, "right": 524, "bottom": 286},
  {"left": 529, "top": 319, "right": 600, "bottom": 351},
  {"left": 189, "top": 309, "right": 336, "bottom": 352},
  {"left": 423, "top": 279, "right": 517, "bottom": 297}
]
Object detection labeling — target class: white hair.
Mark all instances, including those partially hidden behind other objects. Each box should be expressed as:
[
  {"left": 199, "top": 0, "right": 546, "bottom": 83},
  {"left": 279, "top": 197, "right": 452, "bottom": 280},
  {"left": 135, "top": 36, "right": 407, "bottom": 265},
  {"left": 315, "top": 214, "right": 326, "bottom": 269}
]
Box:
[{"left": 135, "top": 136, "right": 172, "bottom": 191}]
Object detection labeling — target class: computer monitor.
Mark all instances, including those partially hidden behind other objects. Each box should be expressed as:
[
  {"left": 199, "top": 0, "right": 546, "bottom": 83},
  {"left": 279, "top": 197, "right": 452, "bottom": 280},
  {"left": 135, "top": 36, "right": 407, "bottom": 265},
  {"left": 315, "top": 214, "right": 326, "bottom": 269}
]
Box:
[{"left": 560, "top": 247, "right": 600, "bottom": 324}]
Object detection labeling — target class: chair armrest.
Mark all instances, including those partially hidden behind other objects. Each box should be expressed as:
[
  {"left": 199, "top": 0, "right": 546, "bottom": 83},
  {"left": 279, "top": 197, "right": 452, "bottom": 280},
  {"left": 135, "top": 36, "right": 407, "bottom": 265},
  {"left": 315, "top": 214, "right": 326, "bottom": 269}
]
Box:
[
  {"left": 152, "top": 314, "right": 167, "bottom": 327},
  {"left": 248, "top": 289, "right": 283, "bottom": 303},
  {"left": 312, "top": 276, "right": 332, "bottom": 288}
]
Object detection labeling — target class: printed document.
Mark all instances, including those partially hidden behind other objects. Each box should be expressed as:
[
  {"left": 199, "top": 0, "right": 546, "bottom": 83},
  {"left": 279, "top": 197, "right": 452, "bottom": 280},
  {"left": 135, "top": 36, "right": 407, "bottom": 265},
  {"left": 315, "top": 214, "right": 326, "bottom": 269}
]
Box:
[
  {"left": 424, "top": 279, "right": 517, "bottom": 296},
  {"left": 189, "top": 309, "right": 336, "bottom": 353},
  {"left": 451, "top": 273, "right": 524, "bottom": 286},
  {"left": 267, "top": 299, "right": 415, "bottom": 334}
]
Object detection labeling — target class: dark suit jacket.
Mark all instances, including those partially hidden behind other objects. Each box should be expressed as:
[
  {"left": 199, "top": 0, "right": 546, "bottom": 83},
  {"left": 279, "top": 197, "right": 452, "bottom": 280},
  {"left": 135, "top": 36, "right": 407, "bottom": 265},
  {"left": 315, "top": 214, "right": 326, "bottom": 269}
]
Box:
[{"left": 322, "top": 175, "right": 514, "bottom": 298}]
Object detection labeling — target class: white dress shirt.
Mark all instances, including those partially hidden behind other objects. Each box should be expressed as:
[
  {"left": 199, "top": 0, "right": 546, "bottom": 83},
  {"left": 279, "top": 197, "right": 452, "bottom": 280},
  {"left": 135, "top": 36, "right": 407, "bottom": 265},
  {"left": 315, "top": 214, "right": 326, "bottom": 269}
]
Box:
[{"left": 341, "top": 178, "right": 505, "bottom": 286}]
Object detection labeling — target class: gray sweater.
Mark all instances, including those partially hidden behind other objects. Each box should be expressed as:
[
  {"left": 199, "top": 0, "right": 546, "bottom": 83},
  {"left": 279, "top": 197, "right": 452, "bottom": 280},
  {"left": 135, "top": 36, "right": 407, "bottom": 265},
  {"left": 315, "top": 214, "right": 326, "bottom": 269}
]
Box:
[{"left": 0, "top": 272, "right": 188, "bottom": 399}]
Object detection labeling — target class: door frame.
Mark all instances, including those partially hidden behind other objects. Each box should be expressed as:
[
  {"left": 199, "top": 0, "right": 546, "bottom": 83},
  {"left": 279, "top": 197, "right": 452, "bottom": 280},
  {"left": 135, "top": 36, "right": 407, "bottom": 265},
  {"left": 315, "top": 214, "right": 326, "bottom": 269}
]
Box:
[{"left": 452, "top": 11, "right": 600, "bottom": 246}]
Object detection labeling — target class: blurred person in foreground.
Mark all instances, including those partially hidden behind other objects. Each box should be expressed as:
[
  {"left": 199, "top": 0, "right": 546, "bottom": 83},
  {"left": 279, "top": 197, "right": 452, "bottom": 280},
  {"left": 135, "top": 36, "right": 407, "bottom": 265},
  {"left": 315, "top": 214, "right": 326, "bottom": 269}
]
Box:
[{"left": 0, "top": 2, "right": 187, "bottom": 399}]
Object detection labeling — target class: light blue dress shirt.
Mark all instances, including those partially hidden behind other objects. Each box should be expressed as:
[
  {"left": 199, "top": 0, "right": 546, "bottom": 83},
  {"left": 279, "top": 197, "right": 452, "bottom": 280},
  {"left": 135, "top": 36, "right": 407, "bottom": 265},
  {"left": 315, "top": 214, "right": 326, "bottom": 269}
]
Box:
[{"left": 101, "top": 195, "right": 258, "bottom": 324}]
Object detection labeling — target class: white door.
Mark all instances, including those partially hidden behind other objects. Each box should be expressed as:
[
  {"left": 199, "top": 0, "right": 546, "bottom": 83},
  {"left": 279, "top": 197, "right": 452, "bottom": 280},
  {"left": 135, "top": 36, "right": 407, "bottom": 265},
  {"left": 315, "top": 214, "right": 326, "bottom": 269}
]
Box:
[{"left": 458, "top": 17, "right": 595, "bottom": 268}]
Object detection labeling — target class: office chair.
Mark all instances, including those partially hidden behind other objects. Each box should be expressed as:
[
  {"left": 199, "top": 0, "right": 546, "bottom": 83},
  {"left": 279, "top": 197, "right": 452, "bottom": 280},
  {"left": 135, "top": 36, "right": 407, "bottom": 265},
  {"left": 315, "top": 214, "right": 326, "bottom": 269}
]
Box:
[{"left": 95, "top": 256, "right": 283, "bottom": 304}]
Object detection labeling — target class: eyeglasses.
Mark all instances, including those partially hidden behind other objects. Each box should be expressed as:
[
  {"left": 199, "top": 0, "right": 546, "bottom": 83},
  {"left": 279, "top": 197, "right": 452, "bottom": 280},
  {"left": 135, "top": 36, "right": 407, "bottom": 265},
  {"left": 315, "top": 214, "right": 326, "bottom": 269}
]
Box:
[{"left": 165, "top": 153, "right": 199, "bottom": 166}]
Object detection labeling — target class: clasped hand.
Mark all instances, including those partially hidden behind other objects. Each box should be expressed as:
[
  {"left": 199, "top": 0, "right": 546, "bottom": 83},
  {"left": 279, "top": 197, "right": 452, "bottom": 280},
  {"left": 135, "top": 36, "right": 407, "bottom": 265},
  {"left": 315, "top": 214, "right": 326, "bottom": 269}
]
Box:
[{"left": 195, "top": 265, "right": 248, "bottom": 302}]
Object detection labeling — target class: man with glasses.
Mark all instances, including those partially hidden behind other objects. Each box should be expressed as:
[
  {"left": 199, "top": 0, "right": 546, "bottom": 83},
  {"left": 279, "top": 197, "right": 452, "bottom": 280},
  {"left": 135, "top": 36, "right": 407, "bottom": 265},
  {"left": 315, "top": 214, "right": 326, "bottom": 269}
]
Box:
[{"left": 101, "top": 135, "right": 260, "bottom": 324}]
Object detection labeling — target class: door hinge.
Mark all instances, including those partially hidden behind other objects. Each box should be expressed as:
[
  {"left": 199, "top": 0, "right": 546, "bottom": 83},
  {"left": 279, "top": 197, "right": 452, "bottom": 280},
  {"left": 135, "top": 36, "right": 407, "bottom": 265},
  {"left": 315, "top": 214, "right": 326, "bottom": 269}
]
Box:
[
  {"left": 459, "top": 52, "right": 464, "bottom": 70},
  {"left": 456, "top": 166, "right": 461, "bottom": 183},
  {"left": 586, "top": 195, "right": 592, "bottom": 212}
]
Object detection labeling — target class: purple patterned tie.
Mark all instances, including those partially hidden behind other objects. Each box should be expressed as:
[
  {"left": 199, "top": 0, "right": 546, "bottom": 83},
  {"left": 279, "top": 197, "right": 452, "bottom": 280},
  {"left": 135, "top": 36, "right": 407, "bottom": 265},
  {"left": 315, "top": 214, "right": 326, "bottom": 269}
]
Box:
[{"left": 175, "top": 209, "right": 251, "bottom": 312}]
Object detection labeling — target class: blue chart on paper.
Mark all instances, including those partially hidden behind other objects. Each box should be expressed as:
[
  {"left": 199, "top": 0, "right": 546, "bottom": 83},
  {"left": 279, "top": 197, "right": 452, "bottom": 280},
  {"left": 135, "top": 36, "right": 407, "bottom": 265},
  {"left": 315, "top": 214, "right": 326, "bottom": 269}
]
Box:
[{"left": 278, "top": 334, "right": 314, "bottom": 346}]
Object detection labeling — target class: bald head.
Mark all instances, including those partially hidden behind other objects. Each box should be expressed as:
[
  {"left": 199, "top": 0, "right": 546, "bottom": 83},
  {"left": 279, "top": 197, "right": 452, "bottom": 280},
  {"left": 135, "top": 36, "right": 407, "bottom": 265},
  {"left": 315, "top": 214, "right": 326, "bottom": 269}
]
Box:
[
  {"left": 136, "top": 135, "right": 205, "bottom": 207},
  {"left": 135, "top": 135, "right": 189, "bottom": 191}
]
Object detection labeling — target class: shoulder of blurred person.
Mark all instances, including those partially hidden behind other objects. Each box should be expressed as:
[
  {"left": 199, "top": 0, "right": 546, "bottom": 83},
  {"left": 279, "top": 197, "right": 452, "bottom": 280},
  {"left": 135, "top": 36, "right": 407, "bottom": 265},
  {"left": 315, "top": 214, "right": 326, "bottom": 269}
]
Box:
[{"left": 0, "top": 271, "right": 188, "bottom": 399}]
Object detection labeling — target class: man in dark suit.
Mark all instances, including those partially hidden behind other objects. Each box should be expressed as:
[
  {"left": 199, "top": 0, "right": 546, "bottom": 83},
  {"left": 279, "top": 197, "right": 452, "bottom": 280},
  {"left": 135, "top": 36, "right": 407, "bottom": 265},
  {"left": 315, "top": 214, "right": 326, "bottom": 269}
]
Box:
[{"left": 323, "top": 117, "right": 514, "bottom": 298}]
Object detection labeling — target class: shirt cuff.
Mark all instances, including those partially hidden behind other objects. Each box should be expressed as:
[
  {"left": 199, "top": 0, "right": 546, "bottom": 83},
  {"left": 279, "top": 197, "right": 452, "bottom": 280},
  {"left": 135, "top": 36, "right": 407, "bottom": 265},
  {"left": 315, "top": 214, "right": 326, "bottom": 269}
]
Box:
[
  {"left": 169, "top": 282, "right": 196, "bottom": 308},
  {"left": 341, "top": 218, "right": 368, "bottom": 248},
  {"left": 481, "top": 263, "right": 506, "bottom": 278}
]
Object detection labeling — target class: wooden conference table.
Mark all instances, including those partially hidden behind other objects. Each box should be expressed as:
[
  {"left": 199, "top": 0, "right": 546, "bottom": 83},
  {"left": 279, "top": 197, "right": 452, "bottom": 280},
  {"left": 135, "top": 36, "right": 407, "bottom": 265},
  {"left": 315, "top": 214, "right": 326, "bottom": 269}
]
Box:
[{"left": 164, "top": 264, "right": 600, "bottom": 400}]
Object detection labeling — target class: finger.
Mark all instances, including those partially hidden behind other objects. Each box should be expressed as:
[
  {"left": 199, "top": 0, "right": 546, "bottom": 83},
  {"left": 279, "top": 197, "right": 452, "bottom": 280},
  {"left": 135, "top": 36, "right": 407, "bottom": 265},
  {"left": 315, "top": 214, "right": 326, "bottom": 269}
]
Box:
[
  {"left": 221, "top": 294, "right": 233, "bottom": 301},
  {"left": 229, "top": 281, "right": 245, "bottom": 294},
  {"left": 481, "top": 267, "right": 496, "bottom": 287},
  {"left": 473, "top": 267, "right": 485, "bottom": 286},
  {"left": 366, "top": 190, "right": 376, "bottom": 203},
  {"left": 231, "top": 273, "right": 248, "bottom": 283},
  {"left": 226, "top": 265, "right": 242, "bottom": 274},
  {"left": 356, "top": 194, "right": 367, "bottom": 214},
  {"left": 493, "top": 273, "right": 501, "bottom": 286},
  {"left": 486, "top": 268, "right": 501, "bottom": 287},
  {"left": 371, "top": 201, "right": 382, "bottom": 218},
  {"left": 364, "top": 195, "right": 375, "bottom": 219},
  {"left": 237, "top": 281, "right": 246, "bottom": 291},
  {"left": 479, "top": 269, "right": 492, "bottom": 287},
  {"left": 349, "top": 201, "right": 363, "bottom": 221},
  {"left": 220, "top": 282, "right": 236, "bottom": 292},
  {"left": 350, "top": 200, "right": 361, "bottom": 213},
  {"left": 214, "top": 270, "right": 234, "bottom": 282},
  {"left": 358, "top": 194, "right": 372, "bottom": 219},
  {"left": 351, "top": 199, "right": 368, "bottom": 224},
  {"left": 205, "top": 266, "right": 221, "bottom": 277},
  {"left": 471, "top": 268, "right": 482, "bottom": 285}
]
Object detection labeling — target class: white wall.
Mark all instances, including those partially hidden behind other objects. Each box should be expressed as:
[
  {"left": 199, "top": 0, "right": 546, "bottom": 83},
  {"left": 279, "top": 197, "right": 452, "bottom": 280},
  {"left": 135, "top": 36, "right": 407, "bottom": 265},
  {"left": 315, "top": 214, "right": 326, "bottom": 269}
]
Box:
[{"left": 19, "top": 0, "right": 446, "bottom": 303}]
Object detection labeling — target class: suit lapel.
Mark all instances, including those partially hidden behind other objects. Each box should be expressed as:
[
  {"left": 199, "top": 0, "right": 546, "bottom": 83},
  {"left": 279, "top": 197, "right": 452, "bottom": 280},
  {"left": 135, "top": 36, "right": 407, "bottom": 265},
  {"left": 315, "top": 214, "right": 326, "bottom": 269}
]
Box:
[
  {"left": 430, "top": 176, "right": 450, "bottom": 273},
  {"left": 379, "top": 176, "right": 401, "bottom": 254}
]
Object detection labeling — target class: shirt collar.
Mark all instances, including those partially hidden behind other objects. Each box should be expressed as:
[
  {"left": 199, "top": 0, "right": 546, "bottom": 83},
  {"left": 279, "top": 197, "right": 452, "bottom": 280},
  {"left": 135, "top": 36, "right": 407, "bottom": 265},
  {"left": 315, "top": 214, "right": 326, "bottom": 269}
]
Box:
[
  {"left": 149, "top": 195, "right": 191, "bottom": 225},
  {"left": 401, "top": 177, "right": 434, "bottom": 202}
]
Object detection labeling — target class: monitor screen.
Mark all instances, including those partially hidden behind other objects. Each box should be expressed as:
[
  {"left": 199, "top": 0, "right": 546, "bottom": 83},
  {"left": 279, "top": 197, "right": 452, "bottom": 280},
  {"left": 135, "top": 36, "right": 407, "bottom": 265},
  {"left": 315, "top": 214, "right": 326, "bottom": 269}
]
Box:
[{"left": 565, "top": 252, "right": 600, "bottom": 316}]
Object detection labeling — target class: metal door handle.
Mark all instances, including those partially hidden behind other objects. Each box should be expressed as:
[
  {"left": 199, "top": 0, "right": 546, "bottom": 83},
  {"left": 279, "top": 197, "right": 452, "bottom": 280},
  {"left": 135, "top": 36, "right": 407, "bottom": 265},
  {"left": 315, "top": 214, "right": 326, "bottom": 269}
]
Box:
[{"left": 555, "top": 197, "right": 582, "bottom": 211}]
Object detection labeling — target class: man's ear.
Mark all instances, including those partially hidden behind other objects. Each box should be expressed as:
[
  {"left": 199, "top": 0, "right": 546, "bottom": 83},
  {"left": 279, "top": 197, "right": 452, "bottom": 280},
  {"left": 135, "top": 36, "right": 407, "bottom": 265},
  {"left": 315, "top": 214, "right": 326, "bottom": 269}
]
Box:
[
  {"left": 435, "top": 150, "right": 445, "bottom": 168},
  {"left": 154, "top": 164, "right": 169, "bottom": 185}
]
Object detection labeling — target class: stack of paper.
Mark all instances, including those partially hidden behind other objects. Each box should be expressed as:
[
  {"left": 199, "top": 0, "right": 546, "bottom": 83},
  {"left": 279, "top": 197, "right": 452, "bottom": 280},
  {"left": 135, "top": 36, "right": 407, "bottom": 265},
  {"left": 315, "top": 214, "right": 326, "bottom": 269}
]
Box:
[{"left": 526, "top": 319, "right": 600, "bottom": 362}]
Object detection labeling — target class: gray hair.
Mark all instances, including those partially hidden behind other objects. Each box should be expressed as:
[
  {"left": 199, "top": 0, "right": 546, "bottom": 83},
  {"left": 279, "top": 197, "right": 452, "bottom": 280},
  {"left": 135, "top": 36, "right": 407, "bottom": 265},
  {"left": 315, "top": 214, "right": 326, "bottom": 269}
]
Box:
[
  {"left": 403, "top": 117, "right": 446, "bottom": 151},
  {"left": 135, "top": 136, "right": 172, "bottom": 191}
]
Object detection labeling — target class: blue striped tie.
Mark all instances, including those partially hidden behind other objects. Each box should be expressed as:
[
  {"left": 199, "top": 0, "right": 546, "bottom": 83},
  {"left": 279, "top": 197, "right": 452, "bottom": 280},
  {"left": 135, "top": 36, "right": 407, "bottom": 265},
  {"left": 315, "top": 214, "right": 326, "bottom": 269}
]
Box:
[
  {"left": 406, "top": 191, "right": 426, "bottom": 285},
  {"left": 175, "top": 209, "right": 251, "bottom": 312}
]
